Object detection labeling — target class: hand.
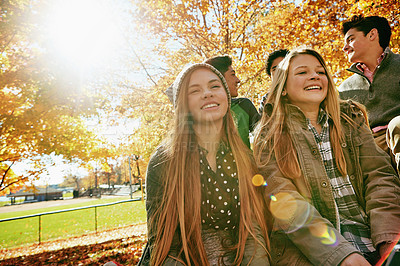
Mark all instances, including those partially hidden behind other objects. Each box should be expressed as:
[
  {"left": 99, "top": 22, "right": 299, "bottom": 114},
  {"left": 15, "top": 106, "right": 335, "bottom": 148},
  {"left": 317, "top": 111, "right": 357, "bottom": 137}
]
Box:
[
  {"left": 379, "top": 242, "right": 393, "bottom": 257},
  {"left": 340, "top": 253, "right": 370, "bottom": 266}
]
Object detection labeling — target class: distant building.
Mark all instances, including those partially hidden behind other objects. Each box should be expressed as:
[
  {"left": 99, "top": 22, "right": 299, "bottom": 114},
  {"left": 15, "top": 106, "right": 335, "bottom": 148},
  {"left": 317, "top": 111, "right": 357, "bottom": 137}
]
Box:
[{"left": 7, "top": 187, "right": 63, "bottom": 204}]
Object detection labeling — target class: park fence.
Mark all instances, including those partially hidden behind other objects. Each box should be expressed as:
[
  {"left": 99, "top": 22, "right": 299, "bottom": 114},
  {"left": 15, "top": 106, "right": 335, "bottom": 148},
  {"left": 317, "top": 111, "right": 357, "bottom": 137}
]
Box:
[{"left": 0, "top": 198, "right": 145, "bottom": 249}]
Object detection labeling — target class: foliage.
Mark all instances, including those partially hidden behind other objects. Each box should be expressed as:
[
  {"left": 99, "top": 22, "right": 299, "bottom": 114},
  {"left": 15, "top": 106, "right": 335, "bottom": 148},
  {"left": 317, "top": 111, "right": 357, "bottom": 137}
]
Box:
[
  {"left": 127, "top": 0, "right": 400, "bottom": 165},
  {"left": 0, "top": 0, "right": 115, "bottom": 195}
]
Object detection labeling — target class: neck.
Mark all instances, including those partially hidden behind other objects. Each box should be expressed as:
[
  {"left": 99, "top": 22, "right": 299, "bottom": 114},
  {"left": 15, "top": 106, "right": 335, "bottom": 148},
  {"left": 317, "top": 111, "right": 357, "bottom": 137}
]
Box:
[
  {"left": 299, "top": 106, "right": 320, "bottom": 131},
  {"left": 303, "top": 110, "right": 319, "bottom": 125},
  {"left": 362, "top": 47, "right": 384, "bottom": 71},
  {"left": 193, "top": 120, "right": 224, "bottom": 154}
]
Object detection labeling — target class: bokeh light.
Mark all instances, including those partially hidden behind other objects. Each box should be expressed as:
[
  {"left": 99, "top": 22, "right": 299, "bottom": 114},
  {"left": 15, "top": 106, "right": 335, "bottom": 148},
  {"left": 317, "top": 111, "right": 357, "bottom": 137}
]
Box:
[{"left": 252, "top": 174, "right": 265, "bottom": 186}]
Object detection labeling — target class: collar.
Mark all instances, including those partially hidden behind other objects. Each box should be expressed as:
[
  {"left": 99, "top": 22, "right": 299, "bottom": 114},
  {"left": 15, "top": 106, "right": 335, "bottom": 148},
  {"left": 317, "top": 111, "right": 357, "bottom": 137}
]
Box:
[
  {"left": 355, "top": 51, "right": 386, "bottom": 82},
  {"left": 348, "top": 47, "right": 392, "bottom": 79},
  {"left": 198, "top": 140, "right": 230, "bottom": 156},
  {"left": 317, "top": 108, "right": 329, "bottom": 126}
]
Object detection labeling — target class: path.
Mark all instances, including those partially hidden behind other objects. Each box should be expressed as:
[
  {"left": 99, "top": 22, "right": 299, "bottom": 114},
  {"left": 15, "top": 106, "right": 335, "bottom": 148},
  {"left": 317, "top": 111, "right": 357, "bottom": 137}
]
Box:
[{"left": 0, "top": 195, "right": 125, "bottom": 214}]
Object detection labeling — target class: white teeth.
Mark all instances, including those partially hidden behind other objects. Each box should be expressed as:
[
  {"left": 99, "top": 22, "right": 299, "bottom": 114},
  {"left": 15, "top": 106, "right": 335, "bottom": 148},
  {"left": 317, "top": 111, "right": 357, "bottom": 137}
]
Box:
[
  {"left": 202, "top": 103, "right": 218, "bottom": 109},
  {"left": 305, "top": 86, "right": 321, "bottom": 91}
]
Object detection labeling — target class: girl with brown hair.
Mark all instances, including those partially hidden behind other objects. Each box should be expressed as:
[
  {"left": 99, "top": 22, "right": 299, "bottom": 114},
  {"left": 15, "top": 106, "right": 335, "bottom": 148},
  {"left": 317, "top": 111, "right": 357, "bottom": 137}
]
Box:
[
  {"left": 253, "top": 47, "right": 400, "bottom": 265},
  {"left": 142, "top": 63, "right": 269, "bottom": 265}
]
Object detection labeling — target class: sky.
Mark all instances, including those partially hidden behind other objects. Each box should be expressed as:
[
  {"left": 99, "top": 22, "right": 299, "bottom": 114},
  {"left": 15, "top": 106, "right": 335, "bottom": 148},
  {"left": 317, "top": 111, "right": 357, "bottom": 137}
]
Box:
[{"left": 12, "top": 0, "right": 157, "bottom": 186}]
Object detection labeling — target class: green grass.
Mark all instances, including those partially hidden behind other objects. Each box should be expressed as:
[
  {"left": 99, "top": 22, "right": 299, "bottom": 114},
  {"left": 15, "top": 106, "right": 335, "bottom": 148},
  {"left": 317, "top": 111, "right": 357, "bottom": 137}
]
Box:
[{"left": 0, "top": 194, "right": 147, "bottom": 248}]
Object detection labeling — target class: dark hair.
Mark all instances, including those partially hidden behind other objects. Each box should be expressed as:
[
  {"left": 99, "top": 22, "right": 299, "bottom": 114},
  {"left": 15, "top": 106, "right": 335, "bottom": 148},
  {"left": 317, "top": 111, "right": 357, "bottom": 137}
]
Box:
[
  {"left": 265, "top": 49, "right": 289, "bottom": 76},
  {"left": 205, "top": 55, "right": 232, "bottom": 75},
  {"left": 342, "top": 15, "right": 392, "bottom": 49}
]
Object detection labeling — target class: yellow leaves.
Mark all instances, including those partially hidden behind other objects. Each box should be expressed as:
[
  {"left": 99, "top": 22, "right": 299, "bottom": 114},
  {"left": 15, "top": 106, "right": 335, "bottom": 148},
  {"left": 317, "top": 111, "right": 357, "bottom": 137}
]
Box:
[{"left": 125, "top": 0, "right": 400, "bottom": 169}]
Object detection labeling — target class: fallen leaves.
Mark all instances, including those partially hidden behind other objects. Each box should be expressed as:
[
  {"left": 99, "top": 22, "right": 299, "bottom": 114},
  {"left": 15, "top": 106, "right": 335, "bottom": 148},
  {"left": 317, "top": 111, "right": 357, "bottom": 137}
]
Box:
[{"left": 0, "top": 223, "right": 147, "bottom": 265}]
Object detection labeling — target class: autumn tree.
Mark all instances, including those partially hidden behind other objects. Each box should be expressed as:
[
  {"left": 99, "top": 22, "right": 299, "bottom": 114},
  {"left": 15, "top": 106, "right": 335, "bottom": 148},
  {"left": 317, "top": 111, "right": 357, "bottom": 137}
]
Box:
[
  {"left": 125, "top": 0, "right": 399, "bottom": 166},
  {"left": 0, "top": 0, "right": 115, "bottom": 195}
]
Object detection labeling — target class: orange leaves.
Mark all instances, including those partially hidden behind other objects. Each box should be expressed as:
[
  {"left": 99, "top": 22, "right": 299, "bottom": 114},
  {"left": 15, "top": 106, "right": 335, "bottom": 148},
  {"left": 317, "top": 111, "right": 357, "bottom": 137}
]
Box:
[{"left": 124, "top": 0, "right": 400, "bottom": 171}]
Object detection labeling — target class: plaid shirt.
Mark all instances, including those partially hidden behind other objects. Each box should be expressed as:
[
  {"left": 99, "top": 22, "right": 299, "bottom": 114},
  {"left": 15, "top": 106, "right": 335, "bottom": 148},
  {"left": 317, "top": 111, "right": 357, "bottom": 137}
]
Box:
[{"left": 307, "top": 109, "right": 375, "bottom": 254}]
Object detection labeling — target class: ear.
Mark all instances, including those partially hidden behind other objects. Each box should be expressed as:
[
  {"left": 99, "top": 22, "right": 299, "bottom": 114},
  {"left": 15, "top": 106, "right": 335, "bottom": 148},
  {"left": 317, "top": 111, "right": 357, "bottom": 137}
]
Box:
[{"left": 368, "top": 28, "right": 379, "bottom": 41}]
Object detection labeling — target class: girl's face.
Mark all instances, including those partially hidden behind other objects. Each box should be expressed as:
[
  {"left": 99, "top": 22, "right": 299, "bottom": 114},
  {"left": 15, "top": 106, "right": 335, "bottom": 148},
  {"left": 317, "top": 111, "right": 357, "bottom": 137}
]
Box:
[
  {"left": 285, "top": 54, "right": 328, "bottom": 112},
  {"left": 187, "top": 68, "right": 228, "bottom": 124}
]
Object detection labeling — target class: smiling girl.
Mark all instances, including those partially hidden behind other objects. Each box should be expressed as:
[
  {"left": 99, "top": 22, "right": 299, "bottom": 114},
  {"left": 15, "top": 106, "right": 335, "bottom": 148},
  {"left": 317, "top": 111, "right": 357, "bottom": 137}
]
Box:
[
  {"left": 253, "top": 47, "right": 400, "bottom": 266},
  {"left": 142, "top": 63, "right": 269, "bottom": 265}
]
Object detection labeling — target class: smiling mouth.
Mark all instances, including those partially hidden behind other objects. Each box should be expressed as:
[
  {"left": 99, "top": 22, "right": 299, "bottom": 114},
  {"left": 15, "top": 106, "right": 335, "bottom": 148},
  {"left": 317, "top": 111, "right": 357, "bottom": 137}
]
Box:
[
  {"left": 201, "top": 103, "right": 219, "bottom": 109},
  {"left": 304, "top": 86, "right": 322, "bottom": 91}
]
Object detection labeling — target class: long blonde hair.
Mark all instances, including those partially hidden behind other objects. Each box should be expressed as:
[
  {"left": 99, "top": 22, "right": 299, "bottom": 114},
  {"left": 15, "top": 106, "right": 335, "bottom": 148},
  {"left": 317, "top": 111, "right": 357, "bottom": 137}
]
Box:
[
  {"left": 254, "top": 47, "right": 353, "bottom": 179},
  {"left": 151, "top": 66, "right": 269, "bottom": 265}
]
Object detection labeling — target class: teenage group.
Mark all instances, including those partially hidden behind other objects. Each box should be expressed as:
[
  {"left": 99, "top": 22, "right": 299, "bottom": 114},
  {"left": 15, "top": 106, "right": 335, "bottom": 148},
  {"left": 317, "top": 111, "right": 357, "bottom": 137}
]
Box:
[{"left": 140, "top": 15, "right": 400, "bottom": 266}]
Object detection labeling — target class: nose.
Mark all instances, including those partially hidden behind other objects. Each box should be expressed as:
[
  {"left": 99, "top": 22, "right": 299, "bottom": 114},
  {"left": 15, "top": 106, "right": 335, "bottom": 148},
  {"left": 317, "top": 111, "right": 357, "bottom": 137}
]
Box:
[
  {"left": 310, "top": 71, "right": 320, "bottom": 80},
  {"left": 236, "top": 76, "right": 241, "bottom": 84},
  {"left": 202, "top": 87, "right": 213, "bottom": 98},
  {"left": 342, "top": 43, "right": 349, "bottom": 52}
]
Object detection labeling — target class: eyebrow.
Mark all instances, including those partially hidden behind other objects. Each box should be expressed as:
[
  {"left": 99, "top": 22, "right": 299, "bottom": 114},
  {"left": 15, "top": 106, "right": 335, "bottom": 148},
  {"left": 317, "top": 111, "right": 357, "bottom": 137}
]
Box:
[
  {"left": 188, "top": 78, "right": 220, "bottom": 88},
  {"left": 294, "top": 65, "right": 324, "bottom": 71},
  {"left": 345, "top": 34, "right": 354, "bottom": 43}
]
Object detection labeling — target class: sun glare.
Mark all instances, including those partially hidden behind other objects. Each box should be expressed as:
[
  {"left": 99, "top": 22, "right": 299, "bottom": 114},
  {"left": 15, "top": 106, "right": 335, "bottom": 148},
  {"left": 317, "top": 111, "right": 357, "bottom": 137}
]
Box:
[{"left": 43, "top": 0, "right": 124, "bottom": 68}]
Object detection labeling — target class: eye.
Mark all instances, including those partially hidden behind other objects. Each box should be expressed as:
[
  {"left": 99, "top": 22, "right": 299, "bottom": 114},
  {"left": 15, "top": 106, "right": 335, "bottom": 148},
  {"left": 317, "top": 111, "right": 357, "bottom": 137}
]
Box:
[
  {"left": 318, "top": 71, "right": 326, "bottom": 75},
  {"left": 296, "top": 71, "right": 306, "bottom": 75},
  {"left": 189, "top": 88, "right": 200, "bottom": 94},
  {"left": 211, "top": 85, "right": 221, "bottom": 89}
]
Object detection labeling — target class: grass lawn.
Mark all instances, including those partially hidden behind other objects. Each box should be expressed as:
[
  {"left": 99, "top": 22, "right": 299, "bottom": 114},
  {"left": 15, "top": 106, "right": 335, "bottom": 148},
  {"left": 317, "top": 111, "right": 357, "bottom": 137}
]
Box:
[{"left": 0, "top": 194, "right": 147, "bottom": 249}]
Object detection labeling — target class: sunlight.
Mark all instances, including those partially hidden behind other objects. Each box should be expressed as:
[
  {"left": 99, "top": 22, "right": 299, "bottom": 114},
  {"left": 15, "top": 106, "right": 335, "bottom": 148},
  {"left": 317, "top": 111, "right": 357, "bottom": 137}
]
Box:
[{"left": 43, "top": 0, "right": 124, "bottom": 68}]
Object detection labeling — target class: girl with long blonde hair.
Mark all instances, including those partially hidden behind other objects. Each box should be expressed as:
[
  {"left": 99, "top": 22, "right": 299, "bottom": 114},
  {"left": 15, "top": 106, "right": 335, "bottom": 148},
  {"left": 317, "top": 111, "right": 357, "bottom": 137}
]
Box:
[
  {"left": 142, "top": 63, "right": 269, "bottom": 265},
  {"left": 254, "top": 47, "right": 400, "bottom": 265}
]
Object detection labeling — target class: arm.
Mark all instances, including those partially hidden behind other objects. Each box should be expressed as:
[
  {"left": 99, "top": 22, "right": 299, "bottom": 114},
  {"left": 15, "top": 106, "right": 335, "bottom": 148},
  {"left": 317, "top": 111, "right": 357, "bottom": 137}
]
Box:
[
  {"left": 144, "top": 149, "right": 167, "bottom": 265},
  {"left": 248, "top": 100, "right": 261, "bottom": 132},
  {"left": 241, "top": 98, "right": 261, "bottom": 132},
  {"left": 354, "top": 121, "right": 400, "bottom": 250},
  {"left": 261, "top": 160, "right": 360, "bottom": 265}
]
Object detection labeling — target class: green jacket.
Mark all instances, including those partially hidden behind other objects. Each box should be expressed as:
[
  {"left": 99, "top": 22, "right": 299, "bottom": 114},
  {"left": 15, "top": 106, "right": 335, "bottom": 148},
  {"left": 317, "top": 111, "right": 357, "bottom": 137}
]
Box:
[
  {"left": 260, "top": 101, "right": 400, "bottom": 265},
  {"left": 231, "top": 98, "right": 260, "bottom": 148}
]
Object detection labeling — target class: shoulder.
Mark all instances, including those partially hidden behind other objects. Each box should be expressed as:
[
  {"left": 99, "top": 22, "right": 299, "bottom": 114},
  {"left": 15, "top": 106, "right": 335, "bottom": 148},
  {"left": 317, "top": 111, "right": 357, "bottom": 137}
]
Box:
[
  {"left": 338, "top": 73, "right": 368, "bottom": 92},
  {"left": 148, "top": 145, "right": 167, "bottom": 166},
  {"left": 147, "top": 146, "right": 169, "bottom": 179},
  {"left": 232, "top": 97, "right": 255, "bottom": 108},
  {"left": 339, "top": 100, "right": 367, "bottom": 126},
  {"left": 383, "top": 49, "right": 400, "bottom": 70},
  {"left": 386, "top": 48, "right": 400, "bottom": 62}
]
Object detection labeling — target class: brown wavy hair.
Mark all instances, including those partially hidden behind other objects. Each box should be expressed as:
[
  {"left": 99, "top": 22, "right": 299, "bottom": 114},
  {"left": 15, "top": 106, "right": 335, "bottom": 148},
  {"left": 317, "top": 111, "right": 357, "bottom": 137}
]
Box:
[{"left": 150, "top": 66, "right": 269, "bottom": 265}]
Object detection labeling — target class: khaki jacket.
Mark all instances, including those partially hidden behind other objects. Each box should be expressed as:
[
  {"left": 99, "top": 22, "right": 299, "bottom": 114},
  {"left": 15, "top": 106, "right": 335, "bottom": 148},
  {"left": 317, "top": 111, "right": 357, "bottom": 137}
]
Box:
[{"left": 260, "top": 101, "right": 400, "bottom": 265}]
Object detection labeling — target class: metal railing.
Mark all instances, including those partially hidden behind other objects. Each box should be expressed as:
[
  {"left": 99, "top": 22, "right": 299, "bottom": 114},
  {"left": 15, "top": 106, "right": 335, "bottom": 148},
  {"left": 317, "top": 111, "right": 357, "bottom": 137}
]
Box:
[{"left": 0, "top": 197, "right": 143, "bottom": 245}]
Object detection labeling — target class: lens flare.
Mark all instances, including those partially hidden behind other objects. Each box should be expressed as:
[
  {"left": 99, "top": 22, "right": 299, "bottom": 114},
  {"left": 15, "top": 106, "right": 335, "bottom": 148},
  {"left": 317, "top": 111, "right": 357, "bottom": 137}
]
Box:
[
  {"left": 269, "top": 192, "right": 297, "bottom": 221},
  {"left": 309, "top": 221, "right": 338, "bottom": 246},
  {"left": 320, "top": 228, "right": 337, "bottom": 246},
  {"left": 252, "top": 174, "right": 265, "bottom": 186},
  {"left": 269, "top": 192, "right": 312, "bottom": 233}
]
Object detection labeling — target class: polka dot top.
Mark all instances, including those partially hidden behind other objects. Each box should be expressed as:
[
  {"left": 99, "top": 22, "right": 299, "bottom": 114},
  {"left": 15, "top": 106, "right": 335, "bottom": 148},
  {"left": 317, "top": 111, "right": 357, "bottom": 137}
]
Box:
[{"left": 199, "top": 142, "right": 240, "bottom": 231}]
